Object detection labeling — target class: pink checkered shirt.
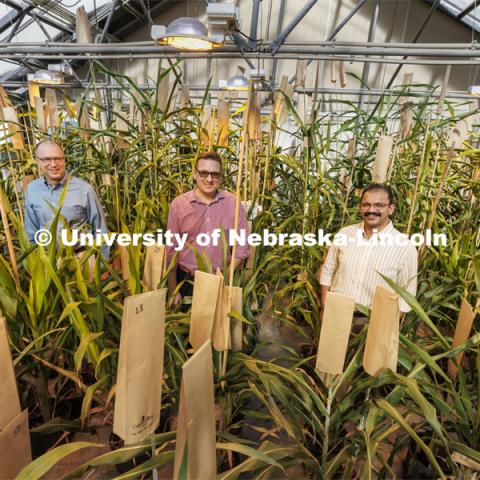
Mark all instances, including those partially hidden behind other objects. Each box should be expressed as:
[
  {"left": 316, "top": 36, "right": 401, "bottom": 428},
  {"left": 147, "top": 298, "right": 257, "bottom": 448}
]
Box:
[{"left": 166, "top": 189, "right": 250, "bottom": 273}]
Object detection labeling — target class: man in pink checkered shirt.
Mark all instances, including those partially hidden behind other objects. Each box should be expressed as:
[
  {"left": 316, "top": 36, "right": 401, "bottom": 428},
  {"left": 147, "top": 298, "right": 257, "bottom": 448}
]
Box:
[{"left": 167, "top": 151, "right": 250, "bottom": 306}]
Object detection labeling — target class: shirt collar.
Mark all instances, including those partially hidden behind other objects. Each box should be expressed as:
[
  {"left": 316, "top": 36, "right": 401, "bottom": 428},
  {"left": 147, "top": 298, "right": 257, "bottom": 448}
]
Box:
[
  {"left": 43, "top": 171, "right": 69, "bottom": 188},
  {"left": 358, "top": 220, "right": 394, "bottom": 237},
  {"left": 188, "top": 188, "right": 226, "bottom": 205}
]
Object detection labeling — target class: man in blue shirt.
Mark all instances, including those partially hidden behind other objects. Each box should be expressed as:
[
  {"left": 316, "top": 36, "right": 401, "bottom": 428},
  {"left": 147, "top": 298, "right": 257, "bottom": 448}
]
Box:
[{"left": 24, "top": 140, "right": 110, "bottom": 258}]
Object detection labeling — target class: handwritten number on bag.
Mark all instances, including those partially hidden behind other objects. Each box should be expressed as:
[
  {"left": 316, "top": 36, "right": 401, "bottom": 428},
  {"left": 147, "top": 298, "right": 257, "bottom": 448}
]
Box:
[{"left": 136, "top": 304, "right": 143, "bottom": 314}]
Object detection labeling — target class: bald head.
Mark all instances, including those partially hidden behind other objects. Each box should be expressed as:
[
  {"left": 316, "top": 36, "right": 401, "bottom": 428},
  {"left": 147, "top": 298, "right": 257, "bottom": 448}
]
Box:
[
  {"left": 35, "top": 140, "right": 66, "bottom": 185},
  {"left": 35, "top": 140, "right": 64, "bottom": 158}
]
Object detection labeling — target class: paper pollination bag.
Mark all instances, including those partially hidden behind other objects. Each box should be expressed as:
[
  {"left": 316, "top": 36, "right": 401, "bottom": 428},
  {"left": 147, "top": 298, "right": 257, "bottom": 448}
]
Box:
[
  {"left": 190, "top": 271, "right": 222, "bottom": 352},
  {"left": 173, "top": 340, "right": 217, "bottom": 480},
  {"left": 143, "top": 244, "right": 166, "bottom": 291},
  {"left": 363, "top": 286, "right": 400, "bottom": 377},
  {"left": 315, "top": 292, "right": 356, "bottom": 375},
  {"left": 0, "top": 317, "right": 32, "bottom": 477},
  {"left": 372, "top": 135, "right": 394, "bottom": 183},
  {"left": 448, "top": 299, "right": 475, "bottom": 379},
  {"left": 190, "top": 270, "right": 243, "bottom": 353},
  {"left": 113, "top": 289, "right": 167, "bottom": 444}
]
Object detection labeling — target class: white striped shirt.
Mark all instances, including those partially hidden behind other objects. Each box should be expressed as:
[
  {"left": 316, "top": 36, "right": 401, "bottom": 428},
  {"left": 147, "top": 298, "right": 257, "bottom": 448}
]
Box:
[{"left": 319, "top": 222, "right": 418, "bottom": 313}]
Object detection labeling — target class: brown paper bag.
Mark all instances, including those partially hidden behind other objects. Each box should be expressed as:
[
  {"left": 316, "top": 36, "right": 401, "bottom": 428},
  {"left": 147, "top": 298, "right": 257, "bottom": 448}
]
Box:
[
  {"left": 229, "top": 287, "right": 243, "bottom": 352},
  {"left": 190, "top": 271, "right": 222, "bottom": 352},
  {"left": 157, "top": 69, "right": 170, "bottom": 112},
  {"left": 1, "top": 107, "right": 25, "bottom": 150},
  {"left": 75, "top": 100, "right": 91, "bottom": 139},
  {"left": 448, "top": 299, "right": 475, "bottom": 379},
  {"left": 0, "top": 409, "right": 32, "bottom": 478},
  {"left": 28, "top": 82, "right": 40, "bottom": 109},
  {"left": 210, "top": 270, "right": 243, "bottom": 352},
  {"left": 372, "top": 135, "right": 394, "bottom": 183},
  {"left": 173, "top": 340, "right": 217, "bottom": 480},
  {"left": 113, "top": 289, "right": 167, "bottom": 444},
  {"left": 76, "top": 6, "right": 93, "bottom": 44},
  {"left": 217, "top": 98, "right": 229, "bottom": 146},
  {"left": 22, "top": 176, "right": 34, "bottom": 195},
  {"left": 120, "top": 245, "right": 131, "bottom": 282},
  {"left": 363, "top": 286, "right": 400, "bottom": 377},
  {"left": 212, "top": 270, "right": 228, "bottom": 351},
  {"left": 45, "top": 88, "right": 59, "bottom": 129},
  {"left": 34, "top": 96, "right": 47, "bottom": 133},
  {"left": 315, "top": 292, "right": 356, "bottom": 375},
  {"left": 0, "top": 317, "right": 21, "bottom": 428},
  {"left": 143, "top": 244, "right": 165, "bottom": 292}
]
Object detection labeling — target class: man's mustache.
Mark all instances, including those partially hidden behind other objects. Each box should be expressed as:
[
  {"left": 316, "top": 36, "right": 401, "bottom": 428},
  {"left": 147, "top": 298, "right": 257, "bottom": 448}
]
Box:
[{"left": 363, "top": 212, "right": 381, "bottom": 217}]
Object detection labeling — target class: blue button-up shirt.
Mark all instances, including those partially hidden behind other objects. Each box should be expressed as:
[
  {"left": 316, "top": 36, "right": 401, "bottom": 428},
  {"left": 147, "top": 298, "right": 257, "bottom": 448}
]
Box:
[{"left": 24, "top": 171, "right": 110, "bottom": 258}]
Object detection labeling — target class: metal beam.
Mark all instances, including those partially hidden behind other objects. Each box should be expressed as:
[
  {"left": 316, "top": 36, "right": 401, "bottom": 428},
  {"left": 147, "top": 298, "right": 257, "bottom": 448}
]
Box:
[
  {"left": 271, "top": 0, "right": 317, "bottom": 52},
  {"left": 270, "top": 0, "right": 286, "bottom": 88},
  {"left": 5, "top": 42, "right": 480, "bottom": 57},
  {"left": 368, "top": 0, "right": 442, "bottom": 118},
  {"left": 358, "top": 0, "right": 380, "bottom": 109},
  {"left": 2, "top": 0, "right": 74, "bottom": 33},
  {"left": 457, "top": 1, "right": 477, "bottom": 19},
  {"left": 287, "top": 0, "right": 367, "bottom": 84},
  {"left": 249, "top": 0, "right": 261, "bottom": 49},
  {"left": 5, "top": 11, "right": 26, "bottom": 42},
  {"left": 97, "top": 0, "right": 119, "bottom": 44},
  {"left": 0, "top": 6, "right": 33, "bottom": 36},
  {"left": 0, "top": 81, "right": 476, "bottom": 101}
]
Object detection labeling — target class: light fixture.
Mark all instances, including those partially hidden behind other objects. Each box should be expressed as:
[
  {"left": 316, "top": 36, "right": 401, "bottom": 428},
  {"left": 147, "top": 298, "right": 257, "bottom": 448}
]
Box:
[
  {"left": 206, "top": 2, "right": 239, "bottom": 44},
  {"left": 28, "top": 69, "right": 64, "bottom": 85},
  {"left": 27, "top": 64, "right": 73, "bottom": 85},
  {"left": 151, "top": 2, "right": 239, "bottom": 51},
  {"left": 468, "top": 85, "right": 480, "bottom": 96},
  {"left": 152, "top": 17, "right": 216, "bottom": 51},
  {"left": 223, "top": 74, "right": 249, "bottom": 91}
]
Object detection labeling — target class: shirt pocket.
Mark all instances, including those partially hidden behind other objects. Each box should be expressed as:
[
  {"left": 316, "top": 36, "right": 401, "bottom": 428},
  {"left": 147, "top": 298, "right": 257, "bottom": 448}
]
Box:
[{"left": 375, "top": 264, "right": 399, "bottom": 283}]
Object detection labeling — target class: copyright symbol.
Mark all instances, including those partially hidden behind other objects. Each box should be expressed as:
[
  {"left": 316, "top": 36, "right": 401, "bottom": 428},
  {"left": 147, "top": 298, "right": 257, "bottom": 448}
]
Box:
[{"left": 34, "top": 229, "right": 52, "bottom": 246}]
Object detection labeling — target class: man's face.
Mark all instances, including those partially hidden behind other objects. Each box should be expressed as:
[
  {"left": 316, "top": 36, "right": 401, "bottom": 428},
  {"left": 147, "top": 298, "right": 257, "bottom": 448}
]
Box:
[
  {"left": 359, "top": 189, "right": 395, "bottom": 231},
  {"left": 194, "top": 158, "right": 222, "bottom": 196},
  {"left": 36, "top": 143, "right": 66, "bottom": 184}
]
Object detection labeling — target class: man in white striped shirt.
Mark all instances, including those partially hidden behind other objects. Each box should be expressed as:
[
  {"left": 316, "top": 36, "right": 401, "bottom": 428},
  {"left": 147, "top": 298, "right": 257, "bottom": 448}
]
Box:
[{"left": 319, "top": 184, "right": 418, "bottom": 314}]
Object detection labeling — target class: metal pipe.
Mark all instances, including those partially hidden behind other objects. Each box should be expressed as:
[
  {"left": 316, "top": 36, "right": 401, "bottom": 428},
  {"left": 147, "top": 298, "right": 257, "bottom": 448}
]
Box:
[
  {"left": 3, "top": 39, "right": 480, "bottom": 50},
  {"left": 271, "top": 0, "right": 318, "bottom": 52},
  {"left": 2, "top": 81, "right": 472, "bottom": 98},
  {"left": 288, "top": 0, "right": 367, "bottom": 84},
  {"left": 5, "top": 12, "right": 27, "bottom": 43},
  {"left": 230, "top": 32, "right": 256, "bottom": 69},
  {"left": 3, "top": 54, "right": 480, "bottom": 65},
  {"left": 4, "top": 44, "right": 480, "bottom": 56},
  {"left": 98, "top": 0, "right": 119, "bottom": 44},
  {"left": 358, "top": 0, "right": 380, "bottom": 109},
  {"left": 249, "top": 0, "right": 261, "bottom": 49},
  {"left": 271, "top": 0, "right": 286, "bottom": 89},
  {"left": 368, "top": 0, "right": 442, "bottom": 118}
]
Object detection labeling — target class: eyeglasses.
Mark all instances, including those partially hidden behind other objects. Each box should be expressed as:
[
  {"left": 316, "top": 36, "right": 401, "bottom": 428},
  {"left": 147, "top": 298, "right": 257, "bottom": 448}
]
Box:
[
  {"left": 360, "top": 202, "right": 391, "bottom": 210},
  {"left": 196, "top": 169, "right": 221, "bottom": 180},
  {"left": 38, "top": 157, "right": 65, "bottom": 164}
]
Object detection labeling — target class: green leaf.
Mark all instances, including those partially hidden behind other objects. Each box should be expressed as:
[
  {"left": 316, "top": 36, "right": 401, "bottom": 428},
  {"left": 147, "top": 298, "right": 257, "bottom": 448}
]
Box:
[
  {"left": 17, "top": 442, "right": 104, "bottom": 480},
  {"left": 376, "top": 398, "right": 446, "bottom": 479}
]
